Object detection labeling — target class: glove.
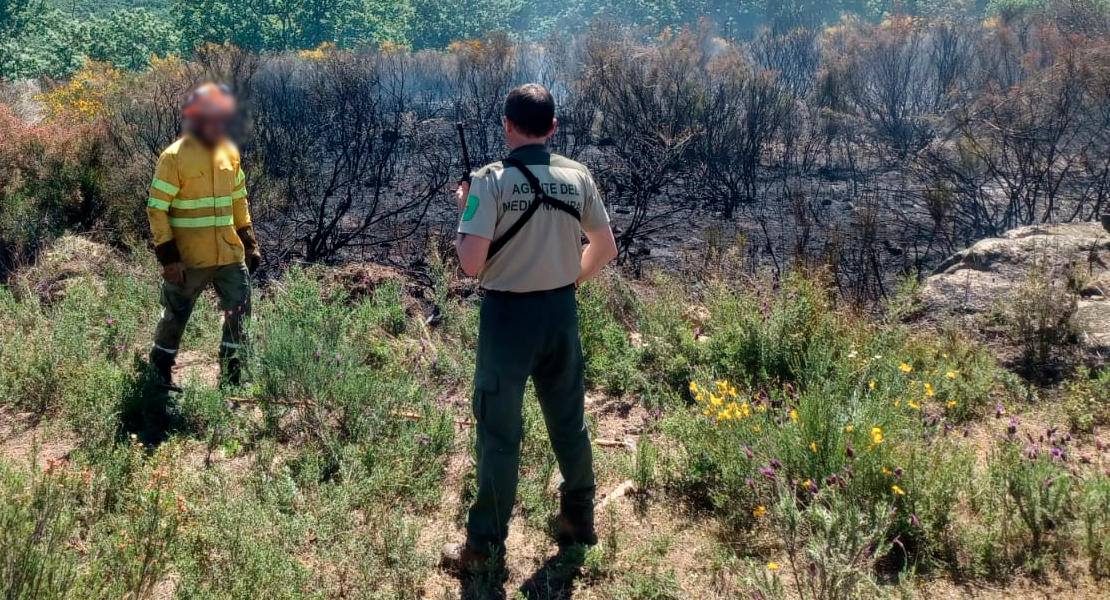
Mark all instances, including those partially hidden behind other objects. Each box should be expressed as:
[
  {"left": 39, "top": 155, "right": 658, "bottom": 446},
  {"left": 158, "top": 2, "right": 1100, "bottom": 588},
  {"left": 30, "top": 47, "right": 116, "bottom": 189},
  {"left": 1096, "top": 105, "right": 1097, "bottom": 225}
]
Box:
[
  {"left": 162, "top": 262, "right": 186, "bottom": 286},
  {"left": 154, "top": 240, "right": 186, "bottom": 285},
  {"left": 237, "top": 226, "right": 262, "bottom": 274},
  {"left": 153, "top": 240, "right": 182, "bottom": 266}
]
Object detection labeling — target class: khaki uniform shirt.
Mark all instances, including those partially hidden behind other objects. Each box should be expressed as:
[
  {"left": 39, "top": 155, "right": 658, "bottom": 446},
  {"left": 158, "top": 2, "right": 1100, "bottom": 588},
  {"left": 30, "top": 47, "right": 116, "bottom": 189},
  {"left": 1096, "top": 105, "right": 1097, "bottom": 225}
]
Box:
[{"left": 458, "top": 145, "right": 610, "bottom": 293}]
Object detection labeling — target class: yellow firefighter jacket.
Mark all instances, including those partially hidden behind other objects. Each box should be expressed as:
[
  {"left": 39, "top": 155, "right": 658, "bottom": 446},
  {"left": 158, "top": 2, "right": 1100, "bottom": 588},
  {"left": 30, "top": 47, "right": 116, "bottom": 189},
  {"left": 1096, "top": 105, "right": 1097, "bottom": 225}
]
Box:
[{"left": 146, "top": 135, "right": 252, "bottom": 269}]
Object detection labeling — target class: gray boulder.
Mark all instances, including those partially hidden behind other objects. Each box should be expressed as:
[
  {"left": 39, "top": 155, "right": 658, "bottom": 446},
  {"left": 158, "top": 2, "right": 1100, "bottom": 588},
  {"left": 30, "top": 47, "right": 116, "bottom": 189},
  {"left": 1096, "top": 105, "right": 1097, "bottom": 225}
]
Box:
[{"left": 919, "top": 222, "right": 1110, "bottom": 356}]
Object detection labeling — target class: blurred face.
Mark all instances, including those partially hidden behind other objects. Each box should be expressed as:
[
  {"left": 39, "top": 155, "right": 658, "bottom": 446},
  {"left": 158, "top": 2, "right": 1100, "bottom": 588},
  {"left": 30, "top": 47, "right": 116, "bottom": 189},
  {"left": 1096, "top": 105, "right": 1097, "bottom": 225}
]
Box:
[
  {"left": 189, "top": 113, "right": 232, "bottom": 146},
  {"left": 183, "top": 83, "right": 236, "bottom": 146}
]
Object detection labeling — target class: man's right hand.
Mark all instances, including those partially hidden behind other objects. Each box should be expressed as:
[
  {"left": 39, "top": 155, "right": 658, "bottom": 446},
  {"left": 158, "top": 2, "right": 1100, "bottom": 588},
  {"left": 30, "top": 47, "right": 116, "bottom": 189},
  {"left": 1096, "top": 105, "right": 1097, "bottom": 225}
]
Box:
[{"left": 163, "top": 262, "right": 186, "bottom": 286}]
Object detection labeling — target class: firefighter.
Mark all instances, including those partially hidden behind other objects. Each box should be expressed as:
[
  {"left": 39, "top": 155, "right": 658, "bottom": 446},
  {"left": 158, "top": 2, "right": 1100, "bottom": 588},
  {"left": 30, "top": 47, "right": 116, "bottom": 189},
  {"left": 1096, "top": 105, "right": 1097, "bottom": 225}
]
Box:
[
  {"left": 441, "top": 84, "right": 619, "bottom": 576},
  {"left": 146, "top": 83, "right": 261, "bottom": 390}
]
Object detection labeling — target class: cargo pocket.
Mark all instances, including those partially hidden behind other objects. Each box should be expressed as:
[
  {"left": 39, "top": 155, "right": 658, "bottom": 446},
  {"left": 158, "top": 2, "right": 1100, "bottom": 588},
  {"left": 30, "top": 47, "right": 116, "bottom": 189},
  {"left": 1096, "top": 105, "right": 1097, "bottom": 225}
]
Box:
[
  {"left": 222, "top": 228, "right": 245, "bottom": 249},
  {"left": 472, "top": 371, "right": 499, "bottom": 423}
]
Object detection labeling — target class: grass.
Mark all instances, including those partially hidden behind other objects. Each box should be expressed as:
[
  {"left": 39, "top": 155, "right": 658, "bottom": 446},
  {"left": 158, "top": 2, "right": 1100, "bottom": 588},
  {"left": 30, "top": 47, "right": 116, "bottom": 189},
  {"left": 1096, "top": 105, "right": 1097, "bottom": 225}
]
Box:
[{"left": 1, "top": 241, "right": 1109, "bottom": 599}]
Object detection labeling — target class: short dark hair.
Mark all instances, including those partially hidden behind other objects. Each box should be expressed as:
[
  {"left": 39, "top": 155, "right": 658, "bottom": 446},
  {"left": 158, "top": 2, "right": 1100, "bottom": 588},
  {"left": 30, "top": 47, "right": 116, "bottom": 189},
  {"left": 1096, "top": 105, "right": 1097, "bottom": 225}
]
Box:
[{"left": 504, "top": 84, "right": 555, "bottom": 138}]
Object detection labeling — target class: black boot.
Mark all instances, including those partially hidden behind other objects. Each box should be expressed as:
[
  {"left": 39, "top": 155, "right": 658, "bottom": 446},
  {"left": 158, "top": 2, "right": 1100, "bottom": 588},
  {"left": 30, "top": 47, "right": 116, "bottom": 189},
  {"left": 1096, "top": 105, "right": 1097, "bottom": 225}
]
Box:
[
  {"left": 555, "top": 500, "right": 598, "bottom": 547},
  {"left": 221, "top": 356, "right": 241, "bottom": 388},
  {"left": 149, "top": 348, "right": 182, "bottom": 393}
]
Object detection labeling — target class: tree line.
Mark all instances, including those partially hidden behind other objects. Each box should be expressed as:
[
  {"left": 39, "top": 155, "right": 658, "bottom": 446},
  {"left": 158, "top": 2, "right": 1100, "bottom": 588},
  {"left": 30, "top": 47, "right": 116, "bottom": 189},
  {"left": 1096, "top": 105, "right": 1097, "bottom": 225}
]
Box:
[{"left": 0, "top": 0, "right": 1055, "bottom": 80}]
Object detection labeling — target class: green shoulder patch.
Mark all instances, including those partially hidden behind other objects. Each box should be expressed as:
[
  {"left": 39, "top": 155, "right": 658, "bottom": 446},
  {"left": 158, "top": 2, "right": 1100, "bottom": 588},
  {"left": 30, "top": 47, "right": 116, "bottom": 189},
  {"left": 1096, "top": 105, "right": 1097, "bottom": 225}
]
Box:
[{"left": 462, "top": 194, "right": 480, "bottom": 221}]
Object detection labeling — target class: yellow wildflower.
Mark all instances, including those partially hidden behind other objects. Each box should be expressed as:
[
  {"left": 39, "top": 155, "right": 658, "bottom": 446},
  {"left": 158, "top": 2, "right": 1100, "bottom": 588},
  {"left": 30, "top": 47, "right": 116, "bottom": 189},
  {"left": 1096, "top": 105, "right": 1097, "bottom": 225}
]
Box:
[
  {"left": 923, "top": 382, "right": 935, "bottom": 397},
  {"left": 703, "top": 409, "right": 712, "bottom": 415},
  {"left": 752, "top": 505, "right": 766, "bottom": 518},
  {"left": 899, "top": 363, "right": 913, "bottom": 373},
  {"left": 892, "top": 485, "right": 905, "bottom": 496},
  {"left": 871, "top": 427, "right": 883, "bottom": 445},
  {"left": 689, "top": 381, "right": 698, "bottom": 393},
  {"left": 845, "top": 425, "right": 854, "bottom": 432},
  {"left": 882, "top": 467, "right": 893, "bottom": 475},
  {"left": 869, "top": 380, "right": 877, "bottom": 390},
  {"left": 908, "top": 400, "right": 920, "bottom": 410},
  {"left": 947, "top": 400, "right": 957, "bottom": 409},
  {"left": 790, "top": 409, "right": 798, "bottom": 423},
  {"left": 945, "top": 371, "right": 957, "bottom": 379},
  {"left": 810, "top": 442, "right": 818, "bottom": 453},
  {"left": 696, "top": 393, "right": 704, "bottom": 402},
  {"left": 768, "top": 562, "right": 780, "bottom": 571},
  {"left": 710, "top": 393, "right": 723, "bottom": 407}
]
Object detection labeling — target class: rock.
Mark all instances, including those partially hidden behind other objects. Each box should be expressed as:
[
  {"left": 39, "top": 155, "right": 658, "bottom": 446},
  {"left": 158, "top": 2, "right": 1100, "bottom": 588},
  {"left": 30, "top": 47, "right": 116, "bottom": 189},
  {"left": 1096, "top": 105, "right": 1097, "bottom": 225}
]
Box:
[{"left": 919, "top": 222, "right": 1110, "bottom": 357}]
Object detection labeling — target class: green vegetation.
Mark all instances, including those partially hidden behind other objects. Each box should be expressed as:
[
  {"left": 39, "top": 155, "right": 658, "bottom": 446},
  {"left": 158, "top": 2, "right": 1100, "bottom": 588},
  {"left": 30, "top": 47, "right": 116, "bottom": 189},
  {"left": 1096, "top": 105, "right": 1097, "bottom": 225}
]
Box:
[
  {"left": 1, "top": 240, "right": 1108, "bottom": 598},
  {"left": 1, "top": 0, "right": 1074, "bottom": 79}
]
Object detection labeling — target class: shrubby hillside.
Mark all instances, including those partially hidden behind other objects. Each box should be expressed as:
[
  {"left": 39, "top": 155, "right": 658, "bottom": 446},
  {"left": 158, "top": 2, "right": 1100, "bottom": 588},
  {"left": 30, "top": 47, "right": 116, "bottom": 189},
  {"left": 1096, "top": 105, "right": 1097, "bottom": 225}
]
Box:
[
  {"left": 3, "top": 1, "right": 1110, "bottom": 598},
  {"left": 1, "top": 229, "right": 1109, "bottom": 599}
]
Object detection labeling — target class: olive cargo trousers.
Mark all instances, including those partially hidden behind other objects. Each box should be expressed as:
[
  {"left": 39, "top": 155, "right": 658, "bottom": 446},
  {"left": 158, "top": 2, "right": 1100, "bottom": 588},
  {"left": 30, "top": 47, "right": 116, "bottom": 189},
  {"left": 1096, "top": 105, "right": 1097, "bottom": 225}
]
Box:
[
  {"left": 152, "top": 262, "right": 251, "bottom": 359},
  {"left": 466, "top": 284, "right": 596, "bottom": 554}
]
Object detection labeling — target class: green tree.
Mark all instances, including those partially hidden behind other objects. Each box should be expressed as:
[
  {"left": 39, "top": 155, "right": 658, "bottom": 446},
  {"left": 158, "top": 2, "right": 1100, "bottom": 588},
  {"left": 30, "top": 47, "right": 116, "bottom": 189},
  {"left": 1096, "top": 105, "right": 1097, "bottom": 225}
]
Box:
[
  {"left": 87, "top": 9, "right": 181, "bottom": 70},
  {"left": 2, "top": 8, "right": 88, "bottom": 79},
  {"left": 173, "top": 0, "right": 267, "bottom": 51},
  {"left": 406, "top": 0, "right": 524, "bottom": 49},
  {"left": 0, "top": 0, "right": 45, "bottom": 78}
]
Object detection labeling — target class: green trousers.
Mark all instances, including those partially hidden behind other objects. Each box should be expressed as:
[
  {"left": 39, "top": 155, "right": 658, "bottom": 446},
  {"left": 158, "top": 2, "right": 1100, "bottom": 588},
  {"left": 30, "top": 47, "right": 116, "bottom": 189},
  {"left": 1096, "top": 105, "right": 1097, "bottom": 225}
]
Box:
[
  {"left": 152, "top": 262, "right": 251, "bottom": 360},
  {"left": 466, "top": 284, "right": 595, "bottom": 554}
]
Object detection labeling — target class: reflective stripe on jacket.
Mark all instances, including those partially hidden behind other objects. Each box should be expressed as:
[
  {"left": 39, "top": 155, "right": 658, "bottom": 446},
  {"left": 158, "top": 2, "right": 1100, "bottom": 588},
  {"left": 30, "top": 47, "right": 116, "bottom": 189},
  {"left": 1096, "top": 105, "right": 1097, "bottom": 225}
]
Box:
[{"left": 146, "top": 135, "right": 252, "bottom": 269}]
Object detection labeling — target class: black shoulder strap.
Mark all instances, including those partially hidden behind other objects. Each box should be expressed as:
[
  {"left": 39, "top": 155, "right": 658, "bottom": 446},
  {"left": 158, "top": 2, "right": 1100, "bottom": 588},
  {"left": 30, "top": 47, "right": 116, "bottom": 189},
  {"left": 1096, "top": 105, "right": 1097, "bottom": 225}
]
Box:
[{"left": 487, "top": 157, "right": 582, "bottom": 259}]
